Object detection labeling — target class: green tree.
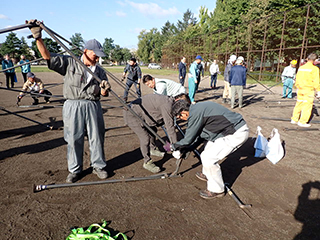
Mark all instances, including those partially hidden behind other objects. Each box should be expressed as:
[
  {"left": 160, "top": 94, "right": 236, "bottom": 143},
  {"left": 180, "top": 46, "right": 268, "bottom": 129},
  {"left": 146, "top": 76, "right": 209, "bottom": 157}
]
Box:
[
  {"left": 31, "top": 38, "right": 61, "bottom": 58},
  {"left": 112, "top": 44, "right": 123, "bottom": 64},
  {"left": 0, "top": 32, "right": 21, "bottom": 58},
  {"left": 122, "top": 48, "right": 132, "bottom": 62},
  {"left": 137, "top": 28, "right": 163, "bottom": 63},
  {"left": 161, "top": 21, "right": 177, "bottom": 37},
  {"left": 19, "top": 37, "right": 32, "bottom": 59},
  {"left": 103, "top": 38, "right": 115, "bottom": 60},
  {"left": 176, "top": 9, "right": 197, "bottom": 33},
  {"left": 70, "top": 33, "right": 84, "bottom": 56}
]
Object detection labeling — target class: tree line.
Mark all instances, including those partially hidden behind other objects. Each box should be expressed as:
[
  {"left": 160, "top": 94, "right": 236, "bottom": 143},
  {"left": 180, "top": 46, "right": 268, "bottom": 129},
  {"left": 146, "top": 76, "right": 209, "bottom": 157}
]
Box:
[
  {"left": 137, "top": 0, "right": 320, "bottom": 64},
  {"left": 0, "top": 32, "right": 133, "bottom": 65}
]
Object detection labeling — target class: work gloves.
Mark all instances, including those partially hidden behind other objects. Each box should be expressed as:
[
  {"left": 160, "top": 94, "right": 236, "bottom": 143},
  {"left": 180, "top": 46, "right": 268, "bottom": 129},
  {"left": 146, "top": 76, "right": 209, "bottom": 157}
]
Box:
[
  {"left": 172, "top": 150, "right": 181, "bottom": 160},
  {"left": 26, "top": 19, "right": 42, "bottom": 39},
  {"left": 121, "top": 76, "right": 126, "bottom": 81},
  {"left": 163, "top": 141, "right": 175, "bottom": 152},
  {"left": 100, "top": 80, "right": 111, "bottom": 97},
  {"left": 316, "top": 91, "right": 320, "bottom": 99}
]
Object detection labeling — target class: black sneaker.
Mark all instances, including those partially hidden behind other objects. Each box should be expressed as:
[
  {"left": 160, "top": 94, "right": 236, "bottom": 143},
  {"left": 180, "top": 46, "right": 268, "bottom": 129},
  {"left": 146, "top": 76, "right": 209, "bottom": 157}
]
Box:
[
  {"left": 66, "top": 173, "right": 80, "bottom": 183},
  {"left": 93, "top": 168, "right": 108, "bottom": 179}
]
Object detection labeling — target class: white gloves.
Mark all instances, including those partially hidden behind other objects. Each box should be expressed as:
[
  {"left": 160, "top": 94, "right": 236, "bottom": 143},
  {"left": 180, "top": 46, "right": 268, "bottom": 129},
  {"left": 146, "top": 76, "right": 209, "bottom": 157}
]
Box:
[
  {"left": 172, "top": 150, "right": 181, "bottom": 160},
  {"left": 316, "top": 91, "right": 320, "bottom": 98}
]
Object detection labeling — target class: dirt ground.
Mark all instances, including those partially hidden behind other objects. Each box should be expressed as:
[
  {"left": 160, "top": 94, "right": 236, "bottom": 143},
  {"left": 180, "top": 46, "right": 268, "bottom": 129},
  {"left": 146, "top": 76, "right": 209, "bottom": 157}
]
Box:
[{"left": 0, "top": 69, "right": 319, "bottom": 240}]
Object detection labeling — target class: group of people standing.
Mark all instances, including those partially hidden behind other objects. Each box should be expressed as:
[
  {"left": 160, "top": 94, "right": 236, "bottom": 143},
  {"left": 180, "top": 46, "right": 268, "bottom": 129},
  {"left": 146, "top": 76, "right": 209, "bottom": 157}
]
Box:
[{"left": 2, "top": 54, "right": 31, "bottom": 88}]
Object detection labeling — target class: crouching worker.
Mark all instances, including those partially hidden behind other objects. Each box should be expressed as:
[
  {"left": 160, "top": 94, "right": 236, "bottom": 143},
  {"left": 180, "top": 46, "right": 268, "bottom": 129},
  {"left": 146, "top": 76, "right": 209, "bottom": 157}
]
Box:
[
  {"left": 17, "top": 72, "right": 52, "bottom": 105},
  {"left": 164, "top": 100, "right": 249, "bottom": 199},
  {"left": 123, "top": 94, "right": 177, "bottom": 173}
]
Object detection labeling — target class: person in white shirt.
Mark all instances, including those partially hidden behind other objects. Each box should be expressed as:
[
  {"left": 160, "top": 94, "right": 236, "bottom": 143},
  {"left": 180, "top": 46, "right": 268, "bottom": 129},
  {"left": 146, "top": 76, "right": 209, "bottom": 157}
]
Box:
[
  {"left": 142, "top": 74, "right": 186, "bottom": 97},
  {"left": 209, "top": 60, "right": 220, "bottom": 89},
  {"left": 281, "top": 60, "right": 297, "bottom": 98}
]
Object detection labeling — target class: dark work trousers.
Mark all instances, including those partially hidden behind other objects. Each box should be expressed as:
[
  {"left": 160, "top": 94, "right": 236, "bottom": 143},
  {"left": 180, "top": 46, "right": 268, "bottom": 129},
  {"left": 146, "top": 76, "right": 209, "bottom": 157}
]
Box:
[
  {"left": 179, "top": 75, "right": 186, "bottom": 86},
  {"left": 22, "top": 72, "right": 28, "bottom": 83},
  {"left": 123, "top": 79, "right": 141, "bottom": 100},
  {"left": 210, "top": 73, "right": 217, "bottom": 88},
  {"left": 123, "top": 109, "right": 157, "bottom": 163},
  {"left": 5, "top": 72, "right": 15, "bottom": 88}
]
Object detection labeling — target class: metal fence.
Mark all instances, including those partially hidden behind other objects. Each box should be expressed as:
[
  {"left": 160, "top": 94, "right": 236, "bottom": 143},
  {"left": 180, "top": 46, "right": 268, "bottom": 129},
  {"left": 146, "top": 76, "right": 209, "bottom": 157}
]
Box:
[{"left": 161, "top": 1, "right": 320, "bottom": 82}]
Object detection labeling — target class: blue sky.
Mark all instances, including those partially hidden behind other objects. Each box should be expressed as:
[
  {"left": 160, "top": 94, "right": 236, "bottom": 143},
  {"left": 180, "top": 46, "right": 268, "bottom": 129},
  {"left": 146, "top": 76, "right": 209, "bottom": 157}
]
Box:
[{"left": 0, "top": 0, "right": 216, "bottom": 50}]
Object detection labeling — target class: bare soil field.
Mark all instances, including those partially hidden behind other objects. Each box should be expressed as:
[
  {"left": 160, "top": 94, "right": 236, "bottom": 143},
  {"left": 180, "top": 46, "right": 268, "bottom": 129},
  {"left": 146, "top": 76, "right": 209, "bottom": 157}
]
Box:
[{"left": 0, "top": 70, "right": 319, "bottom": 240}]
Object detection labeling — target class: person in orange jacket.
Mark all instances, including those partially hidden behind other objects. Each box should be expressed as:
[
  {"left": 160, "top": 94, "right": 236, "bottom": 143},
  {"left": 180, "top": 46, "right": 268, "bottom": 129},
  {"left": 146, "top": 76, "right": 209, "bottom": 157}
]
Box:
[{"left": 291, "top": 53, "right": 320, "bottom": 127}]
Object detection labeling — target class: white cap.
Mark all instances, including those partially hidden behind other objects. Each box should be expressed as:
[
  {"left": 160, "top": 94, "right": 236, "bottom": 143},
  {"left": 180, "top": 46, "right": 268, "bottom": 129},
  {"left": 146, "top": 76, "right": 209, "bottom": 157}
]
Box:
[
  {"left": 229, "top": 55, "right": 237, "bottom": 62},
  {"left": 237, "top": 56, "right": 244, "bottom": 61}
]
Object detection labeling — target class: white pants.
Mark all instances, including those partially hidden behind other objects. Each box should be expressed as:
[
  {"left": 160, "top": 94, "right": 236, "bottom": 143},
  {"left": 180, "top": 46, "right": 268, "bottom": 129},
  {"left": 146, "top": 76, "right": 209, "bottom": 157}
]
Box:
[{"left": 201, "top": 124, "right": 249, "bottom": 193}]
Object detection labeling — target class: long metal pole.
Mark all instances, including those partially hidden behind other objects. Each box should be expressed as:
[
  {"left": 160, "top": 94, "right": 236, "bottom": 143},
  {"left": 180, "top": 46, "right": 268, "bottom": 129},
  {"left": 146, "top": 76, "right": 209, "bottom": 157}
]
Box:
[
  {"left": 38, "top": 22, "right": 166, "bottom": 145},
  {"left": 0, "top": 86, "right": 64, "bottom": 100},
  {"left": 0, "top": 23, "right": 32, "bottom": 34}
]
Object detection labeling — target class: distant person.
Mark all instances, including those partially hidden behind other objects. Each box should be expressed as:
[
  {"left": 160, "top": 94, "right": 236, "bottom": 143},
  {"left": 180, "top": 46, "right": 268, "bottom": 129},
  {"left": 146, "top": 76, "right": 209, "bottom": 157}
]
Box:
[
  {"left": 178, "top": 57, "right": 187, "bottom": 86},
  {"left": 2, "top": 54, "right": 15, "bottom": 88},
  {"left": 229, "top": 59, "right": 247, "bottom": 109},
  {"left": 123, "top": 94, "right": 177, "bottom": 173},
  {"left": 223, "top": 55, "right": 237, "bottom": 104},
  {"left": 291, "top": 53, "right": 320, "bottom": 128},
  {"left": 18, "top": 55, "right": 31, "bottom": 83},
  {"left": 196, "top": 61, "right": 204, "bottom": 92},
  {"left": 281, "top": 60, "right": 297, "bottom": 99},
  {"left": 165, "top": 100, "right": 249, "bottom": 199},
  {"left": 188, "top": 55, "right": 203, "bottom": 104},
  {"left": 17, "top": 72, "right": 52, "bottom": 105},
  {"left": 122, "top": 58, "right": 142, "bottom": 102},
  {"left": 27, "top": 19, "right": 110, "bottom": 183},
  {"left": 142, "top": 74, "right": 186, "bottom": 97},
  {"left": 209, "top": 60, "right": 220, "bottom": 89}
]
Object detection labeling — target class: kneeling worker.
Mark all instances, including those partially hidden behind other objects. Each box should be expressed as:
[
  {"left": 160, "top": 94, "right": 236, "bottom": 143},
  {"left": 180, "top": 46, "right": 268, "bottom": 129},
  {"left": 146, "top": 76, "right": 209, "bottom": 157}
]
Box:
[
  {"left": 17, "top": 72, "right": 52, "bottom": 105},
  {"left": 124, "top": 94, "right": 177, "bottom": 173},
  {"left": 164, "top": 100, "right": 249, "bottom": 199},
  {"left": 143, "top": 74, "right": 186, "bottom": 97}
]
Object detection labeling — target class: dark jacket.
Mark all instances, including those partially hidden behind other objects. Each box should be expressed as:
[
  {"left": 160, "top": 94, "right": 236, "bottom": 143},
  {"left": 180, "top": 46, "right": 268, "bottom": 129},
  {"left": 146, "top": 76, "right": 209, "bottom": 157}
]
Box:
[
  {"left": 173, "top": 101, "right": 246, "bottom": 149},
  {"left": 224, "top": 63, "right": 232, "bottom": 82},
  {"left": 229, "top": 65, "right": 247, "bottom": 86},
  {"left": 125, "top": 94, "right": 177, "bottom": 143},
  {"left": 178, "top": 61, "right": 186, "bottom": 78},
  {"left": 124, "top": 63, "right": 142, "bottom": 81}
]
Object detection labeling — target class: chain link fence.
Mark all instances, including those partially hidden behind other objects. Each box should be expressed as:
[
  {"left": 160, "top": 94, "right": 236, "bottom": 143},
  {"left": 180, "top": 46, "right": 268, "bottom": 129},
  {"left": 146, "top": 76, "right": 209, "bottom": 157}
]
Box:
[{"left": 161, "top": 2, "right": 320, "bottom": 82}]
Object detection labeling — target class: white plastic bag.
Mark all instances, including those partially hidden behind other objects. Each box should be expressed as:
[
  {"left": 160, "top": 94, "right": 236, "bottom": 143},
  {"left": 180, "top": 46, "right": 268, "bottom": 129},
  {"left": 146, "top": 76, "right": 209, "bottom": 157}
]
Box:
[
  {"left": 266, "top": 128, "right": 284, "bottom": 164},
  {"left": 254, "top": 126, "right": 268, "bottom": 158}
]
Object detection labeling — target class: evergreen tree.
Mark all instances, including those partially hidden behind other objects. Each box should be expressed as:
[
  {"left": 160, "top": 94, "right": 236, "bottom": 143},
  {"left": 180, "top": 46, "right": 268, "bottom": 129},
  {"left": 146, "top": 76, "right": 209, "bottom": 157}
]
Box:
[
  {"left": 70, "top": 33, "right": 84, "bottom": 57},
  {"left": 103, "top": 38, "right": 115, "bottom": 61},
  {"left": 0, "top": 32, "right": 21, "bottom": 58}
]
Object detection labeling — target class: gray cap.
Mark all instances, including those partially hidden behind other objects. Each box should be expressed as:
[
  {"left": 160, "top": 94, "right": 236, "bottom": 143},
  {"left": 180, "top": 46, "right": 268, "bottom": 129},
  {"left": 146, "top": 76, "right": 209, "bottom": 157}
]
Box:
[
  {"left": 27, "top": 72, "right": 35, "bottom": 78},
  {"left": 84, "top": 39, "right": 106, "bottom": 57}
]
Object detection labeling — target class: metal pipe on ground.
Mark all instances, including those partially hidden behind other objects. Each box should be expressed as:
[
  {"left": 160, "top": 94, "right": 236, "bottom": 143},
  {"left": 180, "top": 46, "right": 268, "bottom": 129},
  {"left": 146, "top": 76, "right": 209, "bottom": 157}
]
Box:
[
  {"left": 0, "top": 106, "right": 53, "bottom": 129},
  {"left": 33, "top": 172, "right": 181, "bottom": 193},
  {"left": 0, "top": 86, "right": 64, "bottom": 100}
]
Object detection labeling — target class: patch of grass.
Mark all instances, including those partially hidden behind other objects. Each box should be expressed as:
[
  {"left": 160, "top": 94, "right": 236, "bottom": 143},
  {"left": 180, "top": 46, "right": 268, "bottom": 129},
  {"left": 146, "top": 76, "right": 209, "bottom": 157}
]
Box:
[
  {"left": 104, "top": 66, "right": 178, "bottom": 76},
  {"left": 14, "top": 65, "right": 54, "bottom": 73}
]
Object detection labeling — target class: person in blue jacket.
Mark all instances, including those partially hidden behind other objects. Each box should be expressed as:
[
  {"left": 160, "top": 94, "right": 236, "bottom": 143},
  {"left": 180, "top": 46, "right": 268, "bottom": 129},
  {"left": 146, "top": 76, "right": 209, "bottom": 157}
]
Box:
[
  {"left": 229, "top": 59, "right": 247, "bottom": 109},
  {"left": 188, "top": 55, "right": 202, "bottom": 104},
  {"left": 18, "top": 55, "right": 31, "bottom": 83},
  {"left": 2, "top": 54, "right": 15, "bottom": 88}
]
